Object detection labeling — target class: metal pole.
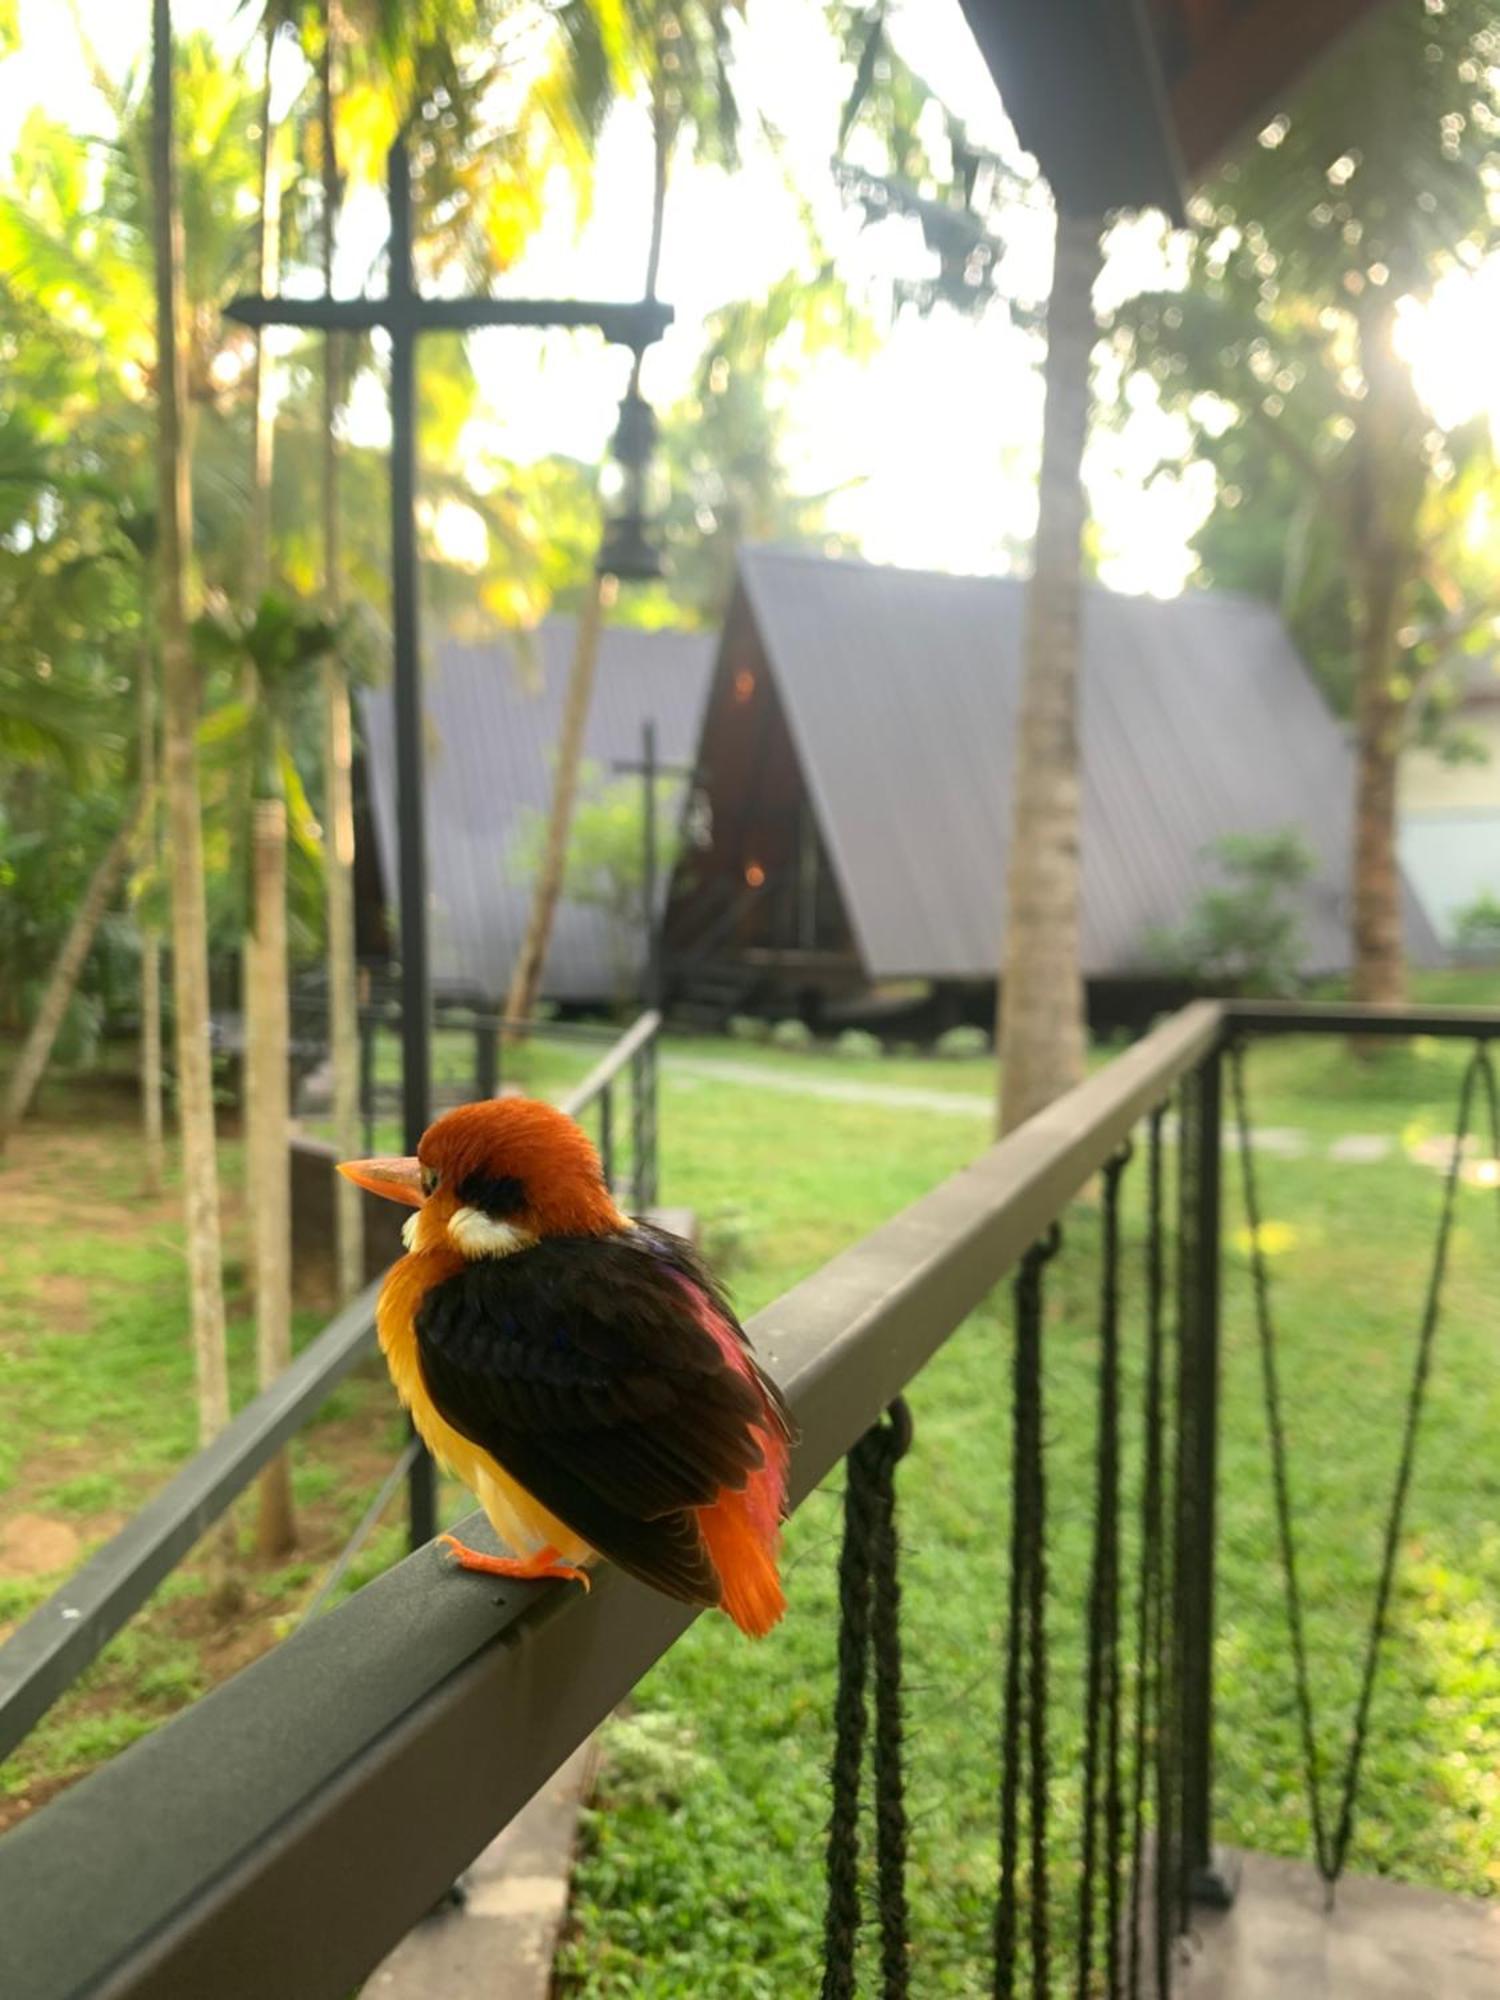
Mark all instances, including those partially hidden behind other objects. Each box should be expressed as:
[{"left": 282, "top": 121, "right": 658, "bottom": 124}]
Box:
[
  {"left": 388, "top": 138, "right": 430, "bottom": 1156},
  {"left": 475, "top": 1017, "right": 498, "bottom": 1100},
  {"left": 360, "top": 1016, "right": 376, "bottom": 1160},
  {"left": 642, "top": 720, "right": 659, "bottom": 1013},
  {"left": 1175, "top": 1045, "right": 1234, "bottom": 1909},
  {"left": 387, "top": 136, "right": 436, "bottom": 1550},
  {"left": 599, "top": 1081, "right": 615, "bottom": 1193}
]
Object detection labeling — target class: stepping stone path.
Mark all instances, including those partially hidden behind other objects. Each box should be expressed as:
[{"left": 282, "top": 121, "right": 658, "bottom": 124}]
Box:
[{"left": 1327, "top": 1134, "right": 1393, "bottom": 1164}]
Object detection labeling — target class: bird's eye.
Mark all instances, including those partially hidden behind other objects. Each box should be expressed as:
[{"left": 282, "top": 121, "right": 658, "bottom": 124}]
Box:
[{"left": 421, "top": 1165, "right": 439, "bottom": 1197}]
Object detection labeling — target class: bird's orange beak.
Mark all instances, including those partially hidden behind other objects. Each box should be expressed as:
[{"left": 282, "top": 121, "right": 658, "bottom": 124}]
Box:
[{"left": 336, "top": 1156, "right": 425, "bottom": 1207}]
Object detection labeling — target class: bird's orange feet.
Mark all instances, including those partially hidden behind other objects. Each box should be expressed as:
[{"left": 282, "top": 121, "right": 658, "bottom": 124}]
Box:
[{"left": 437, "top": 1534, "right": 592, "bottom": 1590}]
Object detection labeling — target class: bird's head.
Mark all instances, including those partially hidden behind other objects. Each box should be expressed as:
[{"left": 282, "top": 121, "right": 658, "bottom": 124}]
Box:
[{"left": 338, "top": 1097, "right": 626, "bottom": 1260}]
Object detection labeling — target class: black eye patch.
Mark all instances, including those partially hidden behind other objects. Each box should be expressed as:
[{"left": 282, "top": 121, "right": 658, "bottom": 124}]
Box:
[{"left": 455, "top": 1172, "right": 527, "bottom": 1217}]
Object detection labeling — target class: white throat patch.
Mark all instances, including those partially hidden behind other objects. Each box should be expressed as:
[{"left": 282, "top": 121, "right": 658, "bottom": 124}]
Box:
[{"left": 447, "top": 1207, "right": 538, "bottom": 1260}]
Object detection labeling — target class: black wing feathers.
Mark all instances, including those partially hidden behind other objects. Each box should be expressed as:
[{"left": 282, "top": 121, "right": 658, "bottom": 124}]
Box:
[{"left": 414, "top": 1228, "right": 782, "bottom": 1607}]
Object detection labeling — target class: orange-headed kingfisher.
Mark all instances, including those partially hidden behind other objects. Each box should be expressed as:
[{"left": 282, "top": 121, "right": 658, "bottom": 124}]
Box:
[{"left": 339, "top": 1098, "right": 793, "bottom": 1636}]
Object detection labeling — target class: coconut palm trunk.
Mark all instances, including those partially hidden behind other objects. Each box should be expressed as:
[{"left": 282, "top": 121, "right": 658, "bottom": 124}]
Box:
[
  {"left": 1346, "top": 299, "right": 1420, "bottom": 1009},
  {"left": 152, "top": 0, "right": 232, "bottom": 1455},
  {"left": 138, "top": 644, "right": 165, "bottom": 1194},
  {"left": 249, "top": 793, "right": 295, "bottom": 1552},
  {"left": 320, "top": 0, "right": 363, "bottom": 1298},
  {"left": 0, "top": 800, "right": 147, "bottom": 1147},
  {"left": 503, "top": 572, "right": 608, "bottom": 1026},
  {"left": 245, "top": 11, "right": 297, "bottom": 1551},
  {"left": 504, "top": 80, "right": 671, "bottom": 1030},
  {"left": 996, "top": 208, "right": 1101, "bottom": 1135},
  {"left": 1350, "top": 552, "right": 1410, "bottom": 1007}
]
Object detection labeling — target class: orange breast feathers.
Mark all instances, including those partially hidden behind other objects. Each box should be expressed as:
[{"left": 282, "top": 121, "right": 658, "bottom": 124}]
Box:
[{"left": 679, "top": 1275, "right": 792, "bottom": 1637}]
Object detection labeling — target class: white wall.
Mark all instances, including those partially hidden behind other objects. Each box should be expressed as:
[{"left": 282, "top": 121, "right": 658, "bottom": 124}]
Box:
[{"left": 1398, "top": 706, "right": 1500, "bottom": 943}]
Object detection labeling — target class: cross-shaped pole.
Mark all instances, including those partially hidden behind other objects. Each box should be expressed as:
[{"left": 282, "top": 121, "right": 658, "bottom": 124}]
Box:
[
  {"left": 226, "top": 136, "right": 673, "bottom": 1157},
  {"left": 226, "top": 134, "right": 671, "bottom": 1543}
]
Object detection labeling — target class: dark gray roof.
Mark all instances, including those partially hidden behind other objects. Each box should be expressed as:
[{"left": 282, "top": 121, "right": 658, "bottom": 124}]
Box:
[
  {"left": 362, "top": 621, "right": 715, "bottom": 1001},
  {"left": 738, "top": 546, "right": 1438, "bottom": 979}
]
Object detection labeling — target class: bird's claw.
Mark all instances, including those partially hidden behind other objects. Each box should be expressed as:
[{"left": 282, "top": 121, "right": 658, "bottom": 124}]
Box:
[{"left": 437, "top": 1532, "right": 592, "bottom": 1590}]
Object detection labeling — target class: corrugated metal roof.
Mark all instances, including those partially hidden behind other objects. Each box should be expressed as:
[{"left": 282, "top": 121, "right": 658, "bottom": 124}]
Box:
[
  {"left": 361, "top": 621, "right": 715, "bottom": 1001},
  {"left": 737, "top": 546, "right": 1438, "bottom": 979}
]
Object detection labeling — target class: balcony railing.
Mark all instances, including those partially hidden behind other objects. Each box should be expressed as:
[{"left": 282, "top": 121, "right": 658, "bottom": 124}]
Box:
[
  {"left": 0, "top": 1009, "right": 662, "bottom": 1766},
  {"left": 1, "top": 998, "right": 1495, "bottom": 1999}
]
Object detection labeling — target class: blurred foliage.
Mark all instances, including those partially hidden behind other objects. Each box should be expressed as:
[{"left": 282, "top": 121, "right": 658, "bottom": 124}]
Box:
[
  {"left": 1142, "top": 829, "right": 1316, "bottom": 996},
  {"left": 0, "top": 2, "right": 874, "bottom": 1050},
  {"left": 1114, "top": 0, "right": 1500, "bottom": 731},
  {"left": 1452, "top": 890, "right": 1500, "bottom": 960},
  {"left": 511, "top": 761, "right": 686, "bottom": 1001}
]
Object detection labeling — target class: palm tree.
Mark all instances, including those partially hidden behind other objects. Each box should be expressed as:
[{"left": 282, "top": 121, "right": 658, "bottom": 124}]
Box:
[
  {"left": 199, "top": 594, "right": 341, "bottom": 1553},
  {"left": 0, "top": 803, "right": 149, "bottom": 1146},
  {"left": 995, "top": 209, "right": 1099, "bottom": 1134},
  {"left": 137, "top": 637, "right": 165, "bottom": 1195},
  {"left": 151, "top": 0, "right": 232, "bottom": 1458},
  {"left": 505, "top": 0, "right": 737, "bottom": 1028},
  {"left": 1117, "top": 0, "right": 1499, "bottom": 1009},
  {"left": 317, "top": 0, "right": 364, "bottom": 1301}
]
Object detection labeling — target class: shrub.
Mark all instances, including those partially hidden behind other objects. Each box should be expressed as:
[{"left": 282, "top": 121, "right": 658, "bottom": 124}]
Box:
[
  {"left": 727, "top": 1014, "right": 768, "bottom": 1043},
  {"left": 834, "top": 1028, "right": 883, "bottom": 1060},
  {"left": 935, "top": 1024, "right": 990, "bottom": 1059},
  {"left": 1141, "top": 828, "right": 1314, "bottom": 996},
  {"left": 770, "top": 1018, "right": 814, "bottom": 1051},
  {"left": 700, "top": 1204, "right": 754, "bottom": 1273},
  {"left": 1453, "top": 891, "right": 1500, "bottom": 960}
]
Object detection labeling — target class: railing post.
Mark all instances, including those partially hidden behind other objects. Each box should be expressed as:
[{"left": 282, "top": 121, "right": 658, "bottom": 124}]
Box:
[
  {"left": 474, "top": 1016, "right": 498, "bottom": 1100},
  {"left": 600, "top": 1080, "right": 615, "bottom": 1194},
  {"left": 359, "top": 1010, "right": 376, "bottom": 1153},
  {"left": 1174, "top": 1042, "right": 1236, "bottom": 1909},
  {"left": 631, "top": 1042, "right": 658, "bottom": 1212}
]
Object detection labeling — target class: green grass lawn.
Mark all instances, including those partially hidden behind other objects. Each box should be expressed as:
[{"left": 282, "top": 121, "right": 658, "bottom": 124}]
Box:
[
  {"left": 4, "top": 985, "right": 1500, "bottom": 1993},
  {"left": 556, "top": 995, "right": 1500, "bottom": 1996}
]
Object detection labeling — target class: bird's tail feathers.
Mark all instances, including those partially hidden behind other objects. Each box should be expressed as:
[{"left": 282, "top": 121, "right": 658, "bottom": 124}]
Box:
[{"left": 699, "top": 1477, "right": 787, "bottom": 1638}]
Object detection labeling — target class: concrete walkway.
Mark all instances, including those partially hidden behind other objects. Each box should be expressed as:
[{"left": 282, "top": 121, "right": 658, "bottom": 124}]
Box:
[
  {"left": 664, "top": 1051, "right": 993, "bottom": 1117},
  {"left": 362, "top": 1742, "right": 596, "bottom": 2000},
  {"left": 1178, "top": 1849, "right": 1500, "bottom": 1998},
  {"left": 664, "top": 1054, "right": 1462, "bottom": 1173}
]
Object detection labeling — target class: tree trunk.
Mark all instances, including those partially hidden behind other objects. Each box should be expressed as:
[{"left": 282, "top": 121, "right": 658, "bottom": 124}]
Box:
[
  {"left": 152, "top": 0, "right": 232, "bottom": 1460},
  {"left": 139, "top": 645, "right": 165, "bottom": 1194},
  {"left": 321, "top": 0, "right": 363, "bottom": 1299},
  {"left": 247, "top": 18, "right": 281, "bottom": 599},
  {"left": 502, "top": 87, "right": 671, "bottom": 1031},
  {"left": 504, "top": 572, "right": 607, "bottom": 1026},
  {"left": 1347, "top": 300, "right": 1418, "bottom": 1009},
  {"left": 996, "top": 208, "right": 1101, "bottom": 1136},
  {"left": 0, "top": 802, "right": 146, "bottom": 1147},
  {"left": 1350, "top": 549, "right": 1410, "bottom": 1006},
  {"left": 249, "top": 795, "right": 296, "bottom": 1554},
  {"left": 245, "top": 16, "right": 297, "bottom": 1547}
]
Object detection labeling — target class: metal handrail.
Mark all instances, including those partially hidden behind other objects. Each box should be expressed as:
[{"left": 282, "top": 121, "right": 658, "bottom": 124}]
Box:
[
  {"left": 0, "top": 1010, "right": 663, "bottom": 1762},
  {"left": 558, "top": 1007, "right": 661, "bottom": 1119},
  {"left": 10, "top": 996, "right": 1498, "bottom": 1999},
  {"left": 0, "top": 1000, "right": 1224, "bottom": 2000}
]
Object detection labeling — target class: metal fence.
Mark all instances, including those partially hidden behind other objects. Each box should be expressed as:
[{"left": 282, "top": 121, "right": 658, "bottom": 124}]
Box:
[
  {"left": 0, "top": 1009, "right": 662, "bottom": 1767},
  {"left": 2, "top": 999, "right": 1495, "bottom": 1999}
]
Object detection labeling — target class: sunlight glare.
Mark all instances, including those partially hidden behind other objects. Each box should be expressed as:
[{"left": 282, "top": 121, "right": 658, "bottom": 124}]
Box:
[{"left": 1396, "top": 263, "right": 1500, "bottom": 437}]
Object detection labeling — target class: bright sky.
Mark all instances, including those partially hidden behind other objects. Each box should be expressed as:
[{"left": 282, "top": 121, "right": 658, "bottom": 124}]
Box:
[{"left": 4, "top": 0, "right": 1498, "bottom": 600}]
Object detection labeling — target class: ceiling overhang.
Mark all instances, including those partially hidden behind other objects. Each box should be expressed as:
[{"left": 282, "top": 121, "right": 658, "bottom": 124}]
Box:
[{"left": 956, "top": 0, "right": 1390, "bottom": 217}]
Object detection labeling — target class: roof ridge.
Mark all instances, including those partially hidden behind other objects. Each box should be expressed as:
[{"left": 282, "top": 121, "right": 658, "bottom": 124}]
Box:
[{"left": 737, "top": 541, "right": 1288, "bottom": 622}]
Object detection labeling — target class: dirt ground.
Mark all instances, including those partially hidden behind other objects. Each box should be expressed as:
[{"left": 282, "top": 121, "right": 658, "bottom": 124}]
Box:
[{"left": 0, "top": 1079, "right": 413, "bottom": 1834}]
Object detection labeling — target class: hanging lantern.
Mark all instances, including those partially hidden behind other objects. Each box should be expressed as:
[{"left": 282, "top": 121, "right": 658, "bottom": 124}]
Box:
[{"left": 598, "top": 386, "right": 666, "bottom": 582}]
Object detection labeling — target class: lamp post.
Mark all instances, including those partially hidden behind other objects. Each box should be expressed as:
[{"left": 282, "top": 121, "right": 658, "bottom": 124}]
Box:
[{"left": 225, "top": 134, "right": 672, "bottom": 1545}]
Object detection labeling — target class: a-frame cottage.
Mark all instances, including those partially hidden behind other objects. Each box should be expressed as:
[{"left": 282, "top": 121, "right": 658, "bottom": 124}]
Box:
[{"left": 664, "top": 546, "right": 1437, "bottom": 1024}]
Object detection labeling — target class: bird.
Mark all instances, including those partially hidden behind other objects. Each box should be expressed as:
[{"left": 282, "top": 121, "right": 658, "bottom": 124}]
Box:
[{"left": 338, "top": 1096, "right": 794, "bottom": 1637}]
